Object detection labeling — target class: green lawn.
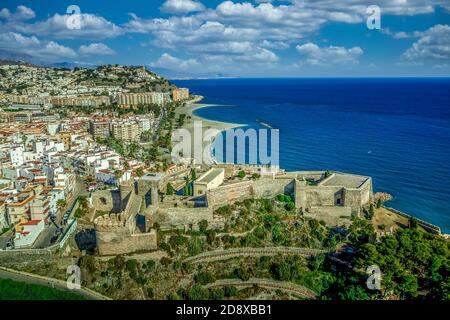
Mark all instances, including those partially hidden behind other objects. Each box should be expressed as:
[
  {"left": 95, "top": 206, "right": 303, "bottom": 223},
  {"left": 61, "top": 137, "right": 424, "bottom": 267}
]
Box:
[{"left": 0, "top": 278, "right": 85, "bottom": 300}]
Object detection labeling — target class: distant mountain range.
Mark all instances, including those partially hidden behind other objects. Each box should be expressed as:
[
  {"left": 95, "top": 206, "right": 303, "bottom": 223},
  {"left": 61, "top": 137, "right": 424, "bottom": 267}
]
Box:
[
  {"left": 0, "top": 50, "right": 38, "bottom": 67},
  {"left": 0, "top": 50, "right": 98, "bottom": 69},
  {"left": 0, "top": 59, "right": 36, "bottom": 67},
  {"left": 147, "top": 66, "right": 236, "bottom": 80},
  {"left": 41, "top": 61, "right": 98, "bottom": 69},
  {"left": 0, "top": 58, "right": 97, "bottom": 70}
]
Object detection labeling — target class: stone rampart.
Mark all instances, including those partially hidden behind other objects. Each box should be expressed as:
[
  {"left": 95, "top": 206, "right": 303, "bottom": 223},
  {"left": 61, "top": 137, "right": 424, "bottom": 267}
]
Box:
[
  {"left": 207, "top": 181, "right": 255, "bottom": 208},
  {"left": 90, "top": 190, "right": 121, "bottom": 213},
  {"left": 152, "top": 207, "right": 215, "bottom": 231},
  {"left": 0, "top": 248, "right": 53, "bottom": 264},
  {"left": 304, "top": 206, "right": 353, "bottom": 227},
  {"left": 207, "top": 177, "right": 294, "bottom": 209},
  {"left": 94, "top": 182, "right": 157, "bottom": 256},
  {"left": 95, "top": 227, "right": 157, "bottom": 256}
]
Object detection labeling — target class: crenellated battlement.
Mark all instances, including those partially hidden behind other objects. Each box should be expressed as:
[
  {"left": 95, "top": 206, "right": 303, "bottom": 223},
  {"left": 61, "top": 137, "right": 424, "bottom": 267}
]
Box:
[{"left": 94, "top": 213, "right": 128, "bottom": 231}]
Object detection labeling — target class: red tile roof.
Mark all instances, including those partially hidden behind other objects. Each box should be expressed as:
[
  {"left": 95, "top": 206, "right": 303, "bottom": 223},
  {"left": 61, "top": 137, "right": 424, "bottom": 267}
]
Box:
[{"left": 21, "top": 219, "right": 41, "bottom": 226}]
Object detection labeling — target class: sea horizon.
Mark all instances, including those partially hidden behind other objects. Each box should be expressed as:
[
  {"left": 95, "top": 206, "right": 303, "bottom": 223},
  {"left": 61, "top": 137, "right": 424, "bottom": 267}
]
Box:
[
  {"left": 169, "top": 75, "right": 450, "bottom": 81},
  {"left": 173, "top": 77, "right": 450, "bottom": 234}
]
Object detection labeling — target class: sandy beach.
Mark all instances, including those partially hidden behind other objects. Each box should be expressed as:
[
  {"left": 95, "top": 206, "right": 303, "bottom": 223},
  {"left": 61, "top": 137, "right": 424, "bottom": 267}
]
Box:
[
  {"left": 174, "top": 97, "right": 246, "bottom": 164},
  {"left": 176, "top": 100, "right": 245, "bottom": 131}
]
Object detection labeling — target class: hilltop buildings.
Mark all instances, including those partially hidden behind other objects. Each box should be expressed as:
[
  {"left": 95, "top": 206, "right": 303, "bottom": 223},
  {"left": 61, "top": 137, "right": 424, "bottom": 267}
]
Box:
[
  {"left": 0, "top": 64, "right": 190, "bottom": 114},
  {"left": 117, "top": 92, "right": 171, "bottom": 107},
  {"left": 172, "top": 88, "right": 190, "bottom": 102},
  {"left": 0, "top": 112, "right": 149, "bottom": 249},
  {"left": 50, "top": 96, "right": 111, "bottom": 108},
  {"left": 89, "top": 115, "right": 155, "bottom": 143}
]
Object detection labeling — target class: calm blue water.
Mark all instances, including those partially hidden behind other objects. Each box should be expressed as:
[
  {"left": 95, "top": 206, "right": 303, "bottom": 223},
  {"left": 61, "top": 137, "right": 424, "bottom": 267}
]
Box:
[{"left": 173, "top": 78, "right": 450, "bottom": 233}]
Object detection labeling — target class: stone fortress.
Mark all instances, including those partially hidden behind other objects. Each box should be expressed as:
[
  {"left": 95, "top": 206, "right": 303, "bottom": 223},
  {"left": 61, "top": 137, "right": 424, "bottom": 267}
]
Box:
[
  {"left": 93, "top": 180, "right": 157, "bottom": 256},
  {"left": 93, "top": 164, "right": 373, "bottom": 256}
]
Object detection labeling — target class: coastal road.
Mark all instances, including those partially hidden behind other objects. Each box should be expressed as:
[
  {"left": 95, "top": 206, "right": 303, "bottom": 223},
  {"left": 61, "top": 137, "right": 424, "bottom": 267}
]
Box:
[
  {"left": 32, "top": 224, "right": 58, "bottom": 249},
  {"left": 0, "top": 267, "right": 110, "bottom": 300},
  {"left": 57, "top": 176, "right": 88, "bottom": 224}
]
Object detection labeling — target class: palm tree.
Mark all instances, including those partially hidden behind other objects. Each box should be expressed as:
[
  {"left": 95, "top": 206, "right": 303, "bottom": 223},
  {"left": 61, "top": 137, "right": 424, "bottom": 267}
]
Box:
[
  {"left": 56, "top": 199, "right": 67, "bottom": 215},
  {"left": 114, "top": 170, "right": 123, "bottom": 185},
  {"left": 21, "top": 134, "right": 27, "bottom": 146},
  {"left": 114, "top": 169, "right": 123, "bottom": 179},
  {"left": 136, "top": 167, "right": 144, "bottom": 177},
  {"left": 127, "top": 142, "right": 139, "bottom": 158}
]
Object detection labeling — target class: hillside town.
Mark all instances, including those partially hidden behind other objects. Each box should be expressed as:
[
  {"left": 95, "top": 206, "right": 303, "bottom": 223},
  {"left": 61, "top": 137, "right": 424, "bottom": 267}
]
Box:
[
  {"left": 0, "top": 63, "right": 448, "bottom": 302},
  {"left": 0, "top": 63, "right": 189, "bottom": 252}
]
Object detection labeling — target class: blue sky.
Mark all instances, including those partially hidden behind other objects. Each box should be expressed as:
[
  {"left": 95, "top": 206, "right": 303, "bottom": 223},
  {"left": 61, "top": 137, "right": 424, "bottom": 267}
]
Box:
[{"left": 0, "top": 0, "right": 449, "bottom": 77}]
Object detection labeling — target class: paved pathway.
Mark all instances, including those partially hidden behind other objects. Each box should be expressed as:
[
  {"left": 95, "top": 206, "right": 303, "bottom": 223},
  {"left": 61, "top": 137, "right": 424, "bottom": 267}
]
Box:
[
  {"left": 205, "top": 278, "right": 317, "bottom": 299},
  {"left": 183, "top": 247, "right": 327, "bottom": 264}
]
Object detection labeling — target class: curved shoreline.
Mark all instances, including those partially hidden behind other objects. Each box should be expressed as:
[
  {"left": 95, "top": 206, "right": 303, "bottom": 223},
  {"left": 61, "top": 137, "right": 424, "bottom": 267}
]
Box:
[
  {"left": 176, "top": 97, "right": 247, "bottom": 164},
  {"left": 176, "top": 97, "right": 449, "bottom": 236},
  {"left": 179, "top": 100, "right": 246, "bottom": 131}
]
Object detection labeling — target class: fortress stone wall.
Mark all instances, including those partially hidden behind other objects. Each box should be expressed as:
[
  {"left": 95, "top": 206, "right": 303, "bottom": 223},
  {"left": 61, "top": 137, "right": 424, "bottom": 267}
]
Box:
[
  {"left": 150, "top": 207, "right": 217, "bottom": 231},
  {"left": 207, "top": 181, "right": 255, "bottom": 208},
  {"left": 93, "top": 167, "right": 374, "bottom": 255},
  {"left": 207, "top": 176, "right": 295, "bottom": 209},
  {"left": 295, "top": 172, "right": 373, "bottom": 217},
  {"left": 207, "top": 170, "right": 372, "bottom": 227},
  {"left": 253, "top": 177, "right": 295, "bottom": 198},
  {"left": 90, "top": 190, "right": 122, "bottom": 213},
  {"left": 295, "top": 182, "right": 342, "bottom": 207},
  {"left": 304, "top": 206, "right": 353, "bottom": 227},
  {"left": 95, "top": 224, "right": 157, "bottom": 256},
  {"left": 138, "top": 166, "right": 191, "bottom": 196},
  {"left": 94, "top": 181, "right": 157, "bottom": 256}
]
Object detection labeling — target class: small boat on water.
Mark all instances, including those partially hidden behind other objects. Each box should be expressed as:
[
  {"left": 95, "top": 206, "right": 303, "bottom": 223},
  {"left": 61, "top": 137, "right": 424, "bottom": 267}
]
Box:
[{"left": 256, "top": 119, "right": 275, "bottom": 129}]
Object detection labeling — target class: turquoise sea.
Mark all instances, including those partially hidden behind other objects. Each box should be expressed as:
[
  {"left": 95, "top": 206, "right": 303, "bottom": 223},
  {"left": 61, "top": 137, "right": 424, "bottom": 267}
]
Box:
[{"left": 173, "top": 78, "right": 450, "bottom": 233}]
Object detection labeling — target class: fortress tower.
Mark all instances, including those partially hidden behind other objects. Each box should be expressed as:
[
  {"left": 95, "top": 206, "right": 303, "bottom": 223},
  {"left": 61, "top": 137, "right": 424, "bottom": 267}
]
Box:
[{"left": 94, "top": 180, "right": 157, "bottom": 256}]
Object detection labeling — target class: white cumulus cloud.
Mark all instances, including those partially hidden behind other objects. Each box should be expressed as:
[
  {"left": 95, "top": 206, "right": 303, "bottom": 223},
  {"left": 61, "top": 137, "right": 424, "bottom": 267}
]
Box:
[
  {"left": 296, "top": 42, "right": 363, "bottom": 66},
  {"left": 150, "top": 53, "right": 199, "bottom": 70},
  {"left": 79, "top": 43, "right": 115, "bottom": 55},
  {"left": 1, "top": 12, "right": 122, "bottom": 40},
  {"left": 0, "top": 5, "right": 35, "bottom": 21},
  {"left": 160, "top": 0, "right": 205, "bottom": 14},
  {"left": 402, "top": 24, "right": 450, "bottom": 61},
  {"left": 0, "top": 32, "right": 77, "bottom": 62}
]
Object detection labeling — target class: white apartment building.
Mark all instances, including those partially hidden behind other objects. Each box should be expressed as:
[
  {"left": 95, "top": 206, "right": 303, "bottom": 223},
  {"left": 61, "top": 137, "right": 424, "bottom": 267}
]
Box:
[
  {"left": 140, "top": 118, "right": 151, "bottom": 132},
  {"left": 47, "top": 123, "right": 60, "bottom": 135},
  {"left": 110, "top": 121, "right": 142, "bottom": 144},
  {"left": 96, "top": 169, "right": 131, "bottom": 186},
  {"left": 14, "top": 218, "right": 45, "bottom": 248},
  {"left": 9, "top": 146, "right": 24, "bottom": 166},
  {"left": 117, "top": 92, "right": 169, "bottom": 106}
]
